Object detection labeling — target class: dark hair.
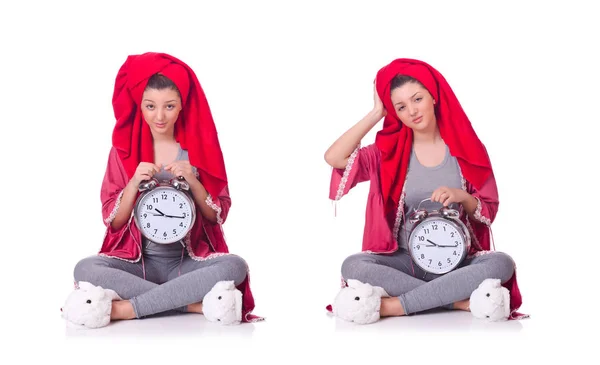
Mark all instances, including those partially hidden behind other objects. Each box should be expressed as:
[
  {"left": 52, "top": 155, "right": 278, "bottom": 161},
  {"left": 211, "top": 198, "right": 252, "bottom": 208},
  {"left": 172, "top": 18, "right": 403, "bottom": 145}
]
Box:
[
  {"left": 390, "top": 74, "right": 423, "bottom": 92},
  {"left": 145, "top": 73, "right": 181, "bottom": 98}
]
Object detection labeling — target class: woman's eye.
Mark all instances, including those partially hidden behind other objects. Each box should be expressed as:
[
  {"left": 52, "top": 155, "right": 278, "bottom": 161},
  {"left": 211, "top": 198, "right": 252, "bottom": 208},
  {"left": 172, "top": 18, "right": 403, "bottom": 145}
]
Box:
[
  {"left": 145, "top": 105, "right": 155, "bottom": 110},
  {"left": 415, "top": 97, "right": 422, "bottom": 102},
  {"left": 166, "top": 105, "right": 175, "bottom": 110}
]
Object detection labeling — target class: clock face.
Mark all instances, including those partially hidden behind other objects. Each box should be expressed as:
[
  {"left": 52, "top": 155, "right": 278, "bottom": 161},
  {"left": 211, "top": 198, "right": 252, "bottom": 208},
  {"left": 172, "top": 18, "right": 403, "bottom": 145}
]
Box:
[
  {"left": 409, "top": 218, "right": 466, "bottom": 274},
  {"left": 135, "top": 187, "right": 195, "bottom": 244}
]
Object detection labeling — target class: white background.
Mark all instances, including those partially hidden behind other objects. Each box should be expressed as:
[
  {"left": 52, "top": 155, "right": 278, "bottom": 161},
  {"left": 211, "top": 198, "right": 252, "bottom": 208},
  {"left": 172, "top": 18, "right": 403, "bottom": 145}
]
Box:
[{"left": 1, "top": 0, "right": 598, "bottom": 363}]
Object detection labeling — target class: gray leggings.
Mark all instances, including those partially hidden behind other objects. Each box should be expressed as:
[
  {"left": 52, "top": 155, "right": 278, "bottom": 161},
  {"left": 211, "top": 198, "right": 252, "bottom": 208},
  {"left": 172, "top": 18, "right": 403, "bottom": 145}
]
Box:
[
  {"left": 73, "top": 242, "right": 248, "bottom": 318},
  {"left": 341, "top": 249, "right": 515, "bottom": 315}
]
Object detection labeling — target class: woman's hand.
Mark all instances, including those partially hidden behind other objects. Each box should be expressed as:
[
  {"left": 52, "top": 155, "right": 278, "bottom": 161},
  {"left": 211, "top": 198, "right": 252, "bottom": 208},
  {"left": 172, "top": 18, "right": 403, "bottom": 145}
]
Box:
[
  {"left": 164, "top": 161, "right": 196, "bottom": 182},
  {"left": 323, "top": 82, "right": 387, "bottom": 169},
  {"left": 372, "top": 82, "right": 386, "bottom": 119},
  {"left": 131, "top": 162, "right": 161, "bottom": 185},
  {"left": 431, "top": 186, "right": 469, "bottom": 207}
]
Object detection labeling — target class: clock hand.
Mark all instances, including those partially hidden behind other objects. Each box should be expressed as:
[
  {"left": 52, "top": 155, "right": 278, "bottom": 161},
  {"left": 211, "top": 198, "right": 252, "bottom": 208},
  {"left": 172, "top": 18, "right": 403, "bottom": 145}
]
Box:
[
  {"left": 164, "top": 214, "right": 186, "bottom": 219},
  {"left": 426, "top": 239, "right": 438, "bottom": 247},
  {"left": 437, "top": 243, "right": 459, "bottom": 248},
  {"left": 154, "top": 209, "right": 166, "bottom": 216}
]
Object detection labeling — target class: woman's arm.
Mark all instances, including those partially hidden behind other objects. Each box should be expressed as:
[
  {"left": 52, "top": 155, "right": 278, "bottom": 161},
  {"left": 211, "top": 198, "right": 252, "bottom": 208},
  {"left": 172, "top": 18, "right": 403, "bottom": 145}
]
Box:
[
  {"left": 109, "top": 162, "right": 161, "bottom": 230},
  {"left": 187, "top": 179, "right": 219, "bottom": 224},
  {"left": 164, "top": 162, "right": 229, "bottom": 224},
  {"left": 324, "top": 85, "right": 385, "bottom": 169}
]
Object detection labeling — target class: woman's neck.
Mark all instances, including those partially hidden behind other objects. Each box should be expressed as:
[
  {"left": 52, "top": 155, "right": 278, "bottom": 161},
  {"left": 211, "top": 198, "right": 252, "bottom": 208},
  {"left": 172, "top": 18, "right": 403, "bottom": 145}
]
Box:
[
  {"left": 413, "top": 125, "right": 442, "bottom": 145},
  {"left": 151, "top": 131, "right": 176, "bottom": 143}
]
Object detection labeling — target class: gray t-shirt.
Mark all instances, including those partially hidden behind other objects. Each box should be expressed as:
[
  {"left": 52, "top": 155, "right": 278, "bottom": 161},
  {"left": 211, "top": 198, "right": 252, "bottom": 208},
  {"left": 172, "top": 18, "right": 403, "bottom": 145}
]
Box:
[
  {"left": 152, "top": 145, "right": 190, "bottom": 182},
  {"left": 398, "top": 144, "right": 462, "bottom": 250}
]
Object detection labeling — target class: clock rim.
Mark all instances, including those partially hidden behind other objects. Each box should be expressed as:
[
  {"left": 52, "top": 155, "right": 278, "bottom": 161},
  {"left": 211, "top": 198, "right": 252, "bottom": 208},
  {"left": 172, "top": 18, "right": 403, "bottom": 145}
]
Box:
[{"left": 133, "top": 185, "right": 197, "bottom": 244}]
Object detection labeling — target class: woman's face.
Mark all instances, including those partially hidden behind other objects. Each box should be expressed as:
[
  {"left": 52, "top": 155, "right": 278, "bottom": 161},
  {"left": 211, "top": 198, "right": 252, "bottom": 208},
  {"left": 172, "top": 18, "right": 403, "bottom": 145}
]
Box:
[
  {"left": 390, "top": 81, "right": 436, "bottom": 132},
  {"left": 141, "top": 88, "right": 182, "bottom": 137}
]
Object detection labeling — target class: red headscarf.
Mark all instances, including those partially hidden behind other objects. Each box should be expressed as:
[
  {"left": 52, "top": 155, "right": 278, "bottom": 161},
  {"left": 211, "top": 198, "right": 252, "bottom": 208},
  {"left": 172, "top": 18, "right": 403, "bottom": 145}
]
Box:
[
  {"left": 111, "top": 52, "right": 227, "bottom": 198},
  {"left": 374, "top": 58, "right": 492, "bottom": 223}
]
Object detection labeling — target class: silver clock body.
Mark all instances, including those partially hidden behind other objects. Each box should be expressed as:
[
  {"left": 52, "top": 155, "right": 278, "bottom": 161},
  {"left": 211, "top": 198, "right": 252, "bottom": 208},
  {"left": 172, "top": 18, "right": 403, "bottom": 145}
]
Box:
[
  {"left": 133, "top": 178, "right": 196, "bottom": 244},
  {"left": 407, "top": 206, "right": 471, "bottom": 275}
]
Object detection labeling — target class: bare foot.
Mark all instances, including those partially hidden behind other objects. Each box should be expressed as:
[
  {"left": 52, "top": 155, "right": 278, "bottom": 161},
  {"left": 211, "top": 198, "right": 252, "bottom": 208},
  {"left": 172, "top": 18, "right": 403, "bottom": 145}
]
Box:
[
  {"left": 110, "top": 300, "right": 136, "bottom": 320},
  {"left": 380, "top": 297, "right": 406, "bottom": 317},
  {"left": 187, "top": 302, "right": 203, "bottom": 314},
  {"left": 453, "top": 299, "right": 470, "bottom": 311}
]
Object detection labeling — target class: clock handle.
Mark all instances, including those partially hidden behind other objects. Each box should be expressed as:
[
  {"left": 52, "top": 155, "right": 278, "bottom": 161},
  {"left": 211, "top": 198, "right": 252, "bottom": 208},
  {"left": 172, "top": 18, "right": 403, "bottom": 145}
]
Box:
[
  {"left": 417, "top": 197, "right": 460, "bottom": 218},
  {"left": 415, "top": 198, "right": 432, "bottom": 212}
]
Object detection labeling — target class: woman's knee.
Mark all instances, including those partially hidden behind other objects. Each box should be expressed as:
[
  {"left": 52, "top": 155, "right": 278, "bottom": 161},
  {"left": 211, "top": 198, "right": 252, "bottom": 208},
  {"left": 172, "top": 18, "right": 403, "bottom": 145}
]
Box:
[
  {"left": 218, "top": 255, "right": 248, "bottom": 285},
  {"left": 73, "top": 256, "right": 107, "bottom": 283},
  {"left": 492, "top": 252, "right": 516, "bottom": 283},
  {"left": 341, "top": 254, "right": 376, "bottom": 281}
]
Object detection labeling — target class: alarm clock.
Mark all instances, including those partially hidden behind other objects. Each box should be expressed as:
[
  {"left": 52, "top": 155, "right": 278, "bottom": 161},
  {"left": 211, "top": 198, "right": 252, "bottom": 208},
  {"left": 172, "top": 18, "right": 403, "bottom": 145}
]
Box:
[
  {"left": 406, "top": 198, "right": 471, "bottom": 275},
  {"left": 133, "top": 177, "right": 196, "bottom": 244}
]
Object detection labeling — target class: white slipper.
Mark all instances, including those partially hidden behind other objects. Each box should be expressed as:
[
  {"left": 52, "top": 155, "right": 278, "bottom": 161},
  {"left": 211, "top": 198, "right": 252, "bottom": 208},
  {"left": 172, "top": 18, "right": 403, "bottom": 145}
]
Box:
[
  {"left": 469, "top": 278, "right": 510, "bottom": 322},
  {"left": 332, "top": 279, "right": 389, "bottom": 324},
  {"left": 61, "top": 281, "right": 121, "bottom": 329},
  {"left": 202, "top": 281, "right": 242, "bottom": 325}
]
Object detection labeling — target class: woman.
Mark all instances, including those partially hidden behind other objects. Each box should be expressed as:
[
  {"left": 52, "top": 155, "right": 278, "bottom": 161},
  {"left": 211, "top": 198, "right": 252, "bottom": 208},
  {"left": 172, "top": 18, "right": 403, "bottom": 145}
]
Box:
[
  {"left": 325, "top": 58, "right": 526, "bottom": 323},
  {"left": 62, "top": 52, "right": 261, "bottom": 328}
]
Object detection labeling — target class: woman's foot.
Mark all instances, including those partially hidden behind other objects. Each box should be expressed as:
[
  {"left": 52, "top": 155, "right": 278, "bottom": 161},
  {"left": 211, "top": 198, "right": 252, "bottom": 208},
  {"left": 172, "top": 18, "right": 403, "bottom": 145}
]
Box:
[
  {"left": 452, "top": 299, "right": 471, "bottom": 312},
  {"left": 110, "top": 300, "right": 136, "bottom": 320},
  {"left": 380, "top": 297, "right": 406, "bottom": 317},
  {"left": 187, "top": 302, "right": 203, "bottom": 314}
]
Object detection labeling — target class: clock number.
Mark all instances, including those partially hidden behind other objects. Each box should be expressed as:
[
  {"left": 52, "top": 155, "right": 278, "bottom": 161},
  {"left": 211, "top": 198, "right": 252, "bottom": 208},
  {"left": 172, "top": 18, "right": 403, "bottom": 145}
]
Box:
[
  {"left": 453, "top": 250, "right": 457, "bottom": 256},
  {"left": 183, "top": 212, "right": 187, "bottom": 217},
  {"left": 154, "top": 229, "right": 158, "bottom": 234},
  {"left": 451, "top": 232, "right": 455, "bottom": 238},
  {"left": 416, "top": 245, "right": 420, "bottom": 250},
  {"left": 179, "top": 222, "right": 184, "bottom": 227},
  {"left": 455, "top": 241, "right": 459, "bottom": 245},
  {"left": 443, "top": 226, "right": 446, "bottom": 231},
  {"left": 438, "top": 261, "right": 442, "bottom": 267},
  {"left": 146, "top": 204, "right": 153, "bottom": 210},
  {"left": 146, "top": 223, "right": 151, "bottom": 228},
  {"left": 179, "top": 203, "right": 184, "bottom": 209},
  {"left": 162, "top": 194, "right": 167, "bottom": 200},
  {"left": 424, "top": 228, "right": 430, "bottom": 234},
  {"left": 420, "top": 254, "right": 425, "bottom": 259},
  {"left": 447, "top": 258, "right": 451, "bottom": 264},
  {"left": 143, "top": 213, "right": 147, "bottom": 218},
  {"left": 172, "top": 229, "right": 177, "bottom": 235},
  {"left": 418, "top": 236, "right": 425, "bottom": 242},
  {"left": 428, "top": 259, "right": 432, "bottom": 264},
  {"left": 163, "top": 231, "right": 167, "bottom": 237},
  {"left": 432, "top": 225, "right": 438, "bottom": 230},
  {"left": 152, "top": 198, "right": 158, "bottom": 203},
  {"left": 173, "top": 197, "right": 176, "bottom": 202}
]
